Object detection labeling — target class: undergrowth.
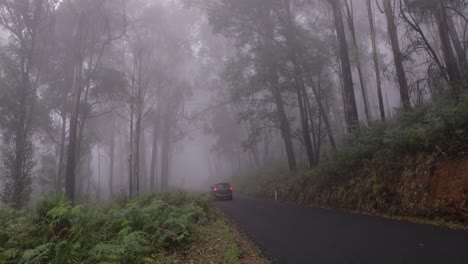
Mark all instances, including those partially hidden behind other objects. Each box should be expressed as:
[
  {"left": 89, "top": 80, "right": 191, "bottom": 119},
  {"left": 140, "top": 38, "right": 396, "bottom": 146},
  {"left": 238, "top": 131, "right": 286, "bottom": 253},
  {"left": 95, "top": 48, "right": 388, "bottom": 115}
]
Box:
[
  {"left": 0, "top": 192, "right": 212, "bottom": 263},
  {"left": 231, "top": 94, "right": 468, "bottom": 225}
]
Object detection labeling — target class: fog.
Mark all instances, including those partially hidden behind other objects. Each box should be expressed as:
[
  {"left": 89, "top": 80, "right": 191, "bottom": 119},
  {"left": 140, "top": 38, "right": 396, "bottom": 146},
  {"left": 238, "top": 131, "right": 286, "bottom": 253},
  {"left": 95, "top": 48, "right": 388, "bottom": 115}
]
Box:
[{"left": 0, "top": 0, "right": 466, "bottom": 207}]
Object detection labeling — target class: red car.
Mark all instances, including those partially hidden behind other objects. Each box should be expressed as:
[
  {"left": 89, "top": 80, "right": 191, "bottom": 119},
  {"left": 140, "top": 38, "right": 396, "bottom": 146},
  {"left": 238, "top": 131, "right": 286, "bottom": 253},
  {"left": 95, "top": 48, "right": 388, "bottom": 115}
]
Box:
[{"left": 209, "top": 182, "right": 233, "bottom": 200}]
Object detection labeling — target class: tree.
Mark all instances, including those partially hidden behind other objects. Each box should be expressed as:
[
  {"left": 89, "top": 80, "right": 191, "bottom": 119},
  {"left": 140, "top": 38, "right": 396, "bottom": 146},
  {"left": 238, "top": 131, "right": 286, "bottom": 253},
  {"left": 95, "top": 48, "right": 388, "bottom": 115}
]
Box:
[
  {"left": 149, "top": 114, "right": 159, "bottom": 192},
  {"left": 63, "top": 0, "right": 127, "bottom": 202},
  {"left": 283, "top": 0, "right": 317, "bottom": 167},
  {"left": 383, "top": 0, "right": 411, "bottom": 108},
  {"left": 0, "top": 0, "right": 56, "bottom": 209},
  {"left": 329, "top": 0, "right": 359, "bottom": 128},
  {"left": 367, "top": 0, "right": 386, "bottom": 120},
  {"left": 344, "top": 0, "right": 371, "bottom": 123},
  {"left": 398, "top": 0, "right": 468, "bottom": 99},
  {"left": 92, "top": 66, "right": 127, "bottom": 198},
  {"left": 202, "top": 0, "right": 298, "bottom": 170}
]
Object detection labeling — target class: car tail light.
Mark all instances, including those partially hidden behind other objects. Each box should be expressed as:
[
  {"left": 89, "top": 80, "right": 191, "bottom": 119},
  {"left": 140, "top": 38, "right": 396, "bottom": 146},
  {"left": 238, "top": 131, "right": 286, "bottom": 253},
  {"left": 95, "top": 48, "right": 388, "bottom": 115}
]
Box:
[
  {"left": 214, "top": 188, "right": 218, "bottom": 192},
  {"left": 230, "top": 186, "right": 233, "bottom": 191}
]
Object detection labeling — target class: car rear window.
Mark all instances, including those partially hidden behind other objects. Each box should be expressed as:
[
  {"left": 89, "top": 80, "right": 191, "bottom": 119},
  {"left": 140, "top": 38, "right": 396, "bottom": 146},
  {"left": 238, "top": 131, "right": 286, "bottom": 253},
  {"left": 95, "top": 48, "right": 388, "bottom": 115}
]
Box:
[{"left": 216, "top": 183, "right": 231, "bottom": 189}]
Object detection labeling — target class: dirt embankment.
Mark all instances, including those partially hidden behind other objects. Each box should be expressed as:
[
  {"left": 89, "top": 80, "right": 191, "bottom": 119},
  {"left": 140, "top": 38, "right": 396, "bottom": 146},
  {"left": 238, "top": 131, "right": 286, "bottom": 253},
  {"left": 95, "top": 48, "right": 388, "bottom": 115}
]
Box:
[
  {"left": 423, "top": 157, "right": 468, "bottom": 218},
  {"left": 427, "top": 157, "right": 468, "bottom": 202},
  {"left": 341, "top": 155, "right": 468, "bottom": 224}
]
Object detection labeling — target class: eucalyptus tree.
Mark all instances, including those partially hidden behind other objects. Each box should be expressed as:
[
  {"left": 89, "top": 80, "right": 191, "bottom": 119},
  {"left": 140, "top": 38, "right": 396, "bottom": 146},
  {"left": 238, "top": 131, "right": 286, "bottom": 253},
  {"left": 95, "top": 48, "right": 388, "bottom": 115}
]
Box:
[
  {"left": 90, "top": 66, "right": 127, "bottom": 198},
  {"left": 382, "top": 0, "right": 411, "bottom": 108},
  {"left": 0, "top": 0, "right": 57, "bottom": 209},
  {"left": 116, "top": 1, "right": 197, "bottom": 192},
  {"left": 344, "top": 0, "right": 371, "bottom": 123},
  {"left": 194, "top": 0, "right": 299, "bottom": 170},
  {"left": 124, "top": 28, "right": 155, "bottom": 195},
  {"left": 328, "top": 0, "right": 360, "bottom": 127},
  {"left": 399, "top": 0, "right": 467, "bottom": 98},
  {"left": 367, "top": 0, "right": 386, "bottom": 120},
  {"left": 62, "top": 0, "right": 127, "bottom": 202}
]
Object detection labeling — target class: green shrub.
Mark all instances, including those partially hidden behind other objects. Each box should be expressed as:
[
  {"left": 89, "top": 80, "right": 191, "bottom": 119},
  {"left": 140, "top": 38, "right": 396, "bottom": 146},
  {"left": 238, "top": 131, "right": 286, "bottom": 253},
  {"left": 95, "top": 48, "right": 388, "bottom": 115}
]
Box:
[
  {"left": 232, "top": 94, "right": 468, "bottom": 203},
  {"left": 0, "top": 192, "right": 212, "bottom": 263}
]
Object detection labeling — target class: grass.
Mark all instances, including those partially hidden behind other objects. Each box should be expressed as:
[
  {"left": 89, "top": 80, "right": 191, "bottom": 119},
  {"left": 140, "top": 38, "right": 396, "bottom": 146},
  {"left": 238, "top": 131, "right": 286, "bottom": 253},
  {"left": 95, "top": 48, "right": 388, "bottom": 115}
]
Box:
[{"left": 137, "top": 212, "right": 269, "bottom": 263}]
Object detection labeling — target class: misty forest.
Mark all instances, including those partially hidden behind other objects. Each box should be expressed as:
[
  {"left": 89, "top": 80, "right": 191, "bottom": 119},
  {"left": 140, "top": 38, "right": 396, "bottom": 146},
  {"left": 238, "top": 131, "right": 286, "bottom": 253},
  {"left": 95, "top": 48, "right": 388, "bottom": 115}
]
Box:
[{"left": 0, "top": 0, "right": 468, "bottom": 263}]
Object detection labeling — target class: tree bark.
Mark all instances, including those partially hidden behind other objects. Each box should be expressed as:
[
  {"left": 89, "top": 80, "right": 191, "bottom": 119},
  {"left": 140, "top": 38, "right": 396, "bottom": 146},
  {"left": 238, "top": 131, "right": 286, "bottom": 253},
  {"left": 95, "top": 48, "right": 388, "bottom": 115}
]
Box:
[
  {"left": 329, "top": 0, "right": 359, "bottom": 128},
  {"left": 271, "top": 81, "right": 297, "bottom": 171},
  {"left": 309, "top": 76, "right": 337, "bottom": 152},
  {"left": 435, "top": 2, "right": 462, "bottom": 96},
  {"left": 160, "top": 118, "right": 170, "bottom": 190},
  {"left": 97, "top": 145, "right": 101, "bottom": 201},
  {"left": 283, "top": 0, "right": 316, "bottom": 167},
  {"left": 139, "top": 128, "right": 147, "bottom": 193},
  {"left": 345, "top": 0, "right": 371, "bottom": 123},
  {"left": 133, "top": 63, "right": 144, "bottom": 195},
  {"left": 304, "top": 91, "right": 319, "bottom": 160},
  {"left": 56, "top": 111, "right": 67, "bottom": 193},
  {"left": 65, "top": 58, "right": 82, "bottom": 203},
  {"left": 367, "top": 0, "right": 385, "bottom": 120},
  {"left": 134, "top": 103, "right": 141, "bottom": 195},
  {"left": 446, "top": 12, "right": 465, "bottom": 76},
  {"left": 383, "top": 0, "right": 410, "bottom": 108},
  {"left": 150, "top": 120, "right": 159, "bottom": 192},
  {"left": 129, "top": 100, "right": 134, "bottom": 196},
  {"left": 12, "top": 81, "right": 28, "bottom": 209},
  {"left": 108, "top": 115, "right": 115, "bottom": 198}
]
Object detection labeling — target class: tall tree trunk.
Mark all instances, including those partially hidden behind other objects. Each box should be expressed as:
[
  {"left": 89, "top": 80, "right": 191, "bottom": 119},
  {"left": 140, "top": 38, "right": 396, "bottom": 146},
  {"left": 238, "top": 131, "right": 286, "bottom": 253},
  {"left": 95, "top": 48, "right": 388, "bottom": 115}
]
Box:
[
  {"left": 75, "top": 84, "right": 91, "bottom": 201},
  {"left": 97, "top": 145, "right": 101, "bottom": 201},
  {"left": 65, "top": 58, "right": 82, "bottom": 203},
  {"left": 261, "top": 5, "right": 296, "bottom": 170},
  {"left": 160, "top": 112, "right": 171, "bottom": 190},
  {"left": 316, "top": 107, "right": 323, "bottom": 157},
  {"left": 56, "top": 111, "right": 67, "bottom": 192},
  {"left": 12, "top": 85, "right": 28, "bottom": 209},
  {"left": 139, "top": 129, "right": 147, "bottom": 193},
  {"left": 119, "top": 126, "right": 128, "bottom": 190},
  {"left": 383, "top": 0, "right": 410, "bottom": 108},
  {"left": 367, "top": 0, "right": 385, "bottom": 120},
  {"left": 134, "top": 99, "right": 141, "bottom": 195},
  {"left": 271, "top": 82, "right": 297, "bottom": 170},
  {"left": 250, "top": 143, "right": 260, "bottom": 167},
  {"left": 283, "top": 0, "right": 316, "bottom": 167},
  {"left": 86, "top": 155, "right": 92, "bottom": 196},
  {"left": 262, "top": 131, "right": 270, "bottom": 165},
  {"left": 345, "top": 0, "right": 371, "bottom": 123},
  {"left": 150, "top": 121, "right": 158, "bottom": 192},
  {"left": 304, "top": 91, "right": 319, "bottom": 160},
  {"left": 329, "top": 0, "right": 359, "bottom": 128},
  {"left": 435, "top": 2, "right": 462, "bottom": 96},
  {"left": 336, "top": 55, "right": 348, "bottom": 127},
  {"left": 160, "top": 122, "right": 170, "bottom": 190},
  {"left": 129, "top": 100, "right": 134, "bottom": 196},
  {"left": 446, "top": 13, "right": 466, "bottom": 77},
  {"left": 108, "top": 115, "right": 115, "bottom": 198},
  {"left": 298, "top": 89, "right": 316, "bottom": 166},
  {"left": 309, "top": 76, "right": 337, "bottom": 152}
]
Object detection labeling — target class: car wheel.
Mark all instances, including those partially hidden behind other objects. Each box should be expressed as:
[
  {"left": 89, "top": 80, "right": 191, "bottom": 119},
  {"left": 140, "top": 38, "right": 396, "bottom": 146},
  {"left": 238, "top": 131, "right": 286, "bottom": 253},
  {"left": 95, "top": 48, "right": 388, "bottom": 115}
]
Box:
[{"left": 229, "top": 195, "right": 233, "bottom": 201}]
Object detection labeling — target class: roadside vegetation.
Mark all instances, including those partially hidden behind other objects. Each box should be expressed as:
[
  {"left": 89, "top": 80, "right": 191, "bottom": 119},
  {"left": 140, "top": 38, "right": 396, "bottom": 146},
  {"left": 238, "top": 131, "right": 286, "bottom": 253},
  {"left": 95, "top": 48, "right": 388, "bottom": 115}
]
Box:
[
  {"left": 232, "top": 94, "right": 468, "bottom": 227},
  {"left": 0, "top": 192, "right": 268, "bottom": 263}
]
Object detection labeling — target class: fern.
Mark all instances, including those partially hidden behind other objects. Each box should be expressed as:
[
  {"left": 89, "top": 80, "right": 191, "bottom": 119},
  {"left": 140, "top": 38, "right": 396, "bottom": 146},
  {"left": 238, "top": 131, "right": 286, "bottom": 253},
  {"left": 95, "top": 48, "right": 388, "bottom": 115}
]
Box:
[{"left": 0, "top": 192, "right": 212, "bottom": 263}]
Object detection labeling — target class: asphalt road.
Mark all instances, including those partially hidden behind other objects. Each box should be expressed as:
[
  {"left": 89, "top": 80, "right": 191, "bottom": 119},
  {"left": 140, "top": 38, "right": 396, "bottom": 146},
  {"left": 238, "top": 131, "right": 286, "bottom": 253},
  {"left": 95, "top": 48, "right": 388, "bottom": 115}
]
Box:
[{"left": 215, "top": 196, "right": 468, "bottom": 264}]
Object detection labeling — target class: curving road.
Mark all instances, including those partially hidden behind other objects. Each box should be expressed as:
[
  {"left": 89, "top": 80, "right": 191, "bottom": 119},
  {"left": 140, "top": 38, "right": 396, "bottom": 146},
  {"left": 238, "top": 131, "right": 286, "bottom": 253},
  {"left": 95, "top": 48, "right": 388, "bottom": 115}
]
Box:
[{"left": 215, "top": 196, "right": 468, "bottom": 264}]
